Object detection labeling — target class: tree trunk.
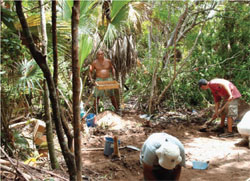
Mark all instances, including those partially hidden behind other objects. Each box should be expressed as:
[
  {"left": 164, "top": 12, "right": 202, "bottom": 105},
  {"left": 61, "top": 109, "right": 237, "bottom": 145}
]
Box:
[
  {"left": 15, "top": 1, "right": 77, "bottom": 180},
  {"left": 61, "top": 107, "right": 74, "bottom": 151},
  {"left": 39, "top": 0, "right": 59, "bottom": 170},
  {"left": 52, "top": 0, "right": 58, "bottom": 89},
  {"left": 155, "top": 3, "right": 189, "bottom": 106},
  {"left": 72, "top": 1, "right": 82, "bottom": 180},
  {"left": 43, "top": 81, "right": 59, "bottom": 169}
]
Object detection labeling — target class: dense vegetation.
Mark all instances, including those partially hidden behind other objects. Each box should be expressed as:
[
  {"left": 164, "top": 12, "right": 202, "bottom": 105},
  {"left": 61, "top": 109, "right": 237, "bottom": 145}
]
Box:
[{"left": 1, "top": 0, "right": 249, "bottom": 180}]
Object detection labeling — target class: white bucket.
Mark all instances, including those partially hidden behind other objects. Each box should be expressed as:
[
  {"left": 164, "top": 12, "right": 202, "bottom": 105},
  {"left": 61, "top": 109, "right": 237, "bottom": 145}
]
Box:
[{"left": 237, "top": 111, "right": 250, "bottom": 136}]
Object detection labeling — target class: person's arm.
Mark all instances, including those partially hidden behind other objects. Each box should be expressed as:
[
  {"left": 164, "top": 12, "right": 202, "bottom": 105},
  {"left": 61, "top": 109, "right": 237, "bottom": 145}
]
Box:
[
  {"left": 142, "top": 162, "right": 156, "bottom": 181},
  {"left": 221, "top": 83, "right": 233, "bottom": 101},
  {"left": 110, "top": 61, "right": 116, "bottom": 79},
  {"left": 213, "top": 102, "right": 220, "bottom": 119}
]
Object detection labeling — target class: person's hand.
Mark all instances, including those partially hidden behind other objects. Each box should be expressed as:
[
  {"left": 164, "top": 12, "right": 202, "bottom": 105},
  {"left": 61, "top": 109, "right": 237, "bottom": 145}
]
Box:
[
  {"left": 228, "top": 96, "right": 233, "bottom": 101},
  {"left": 90, "top": 79, "right": 95, "bottom": 85}
]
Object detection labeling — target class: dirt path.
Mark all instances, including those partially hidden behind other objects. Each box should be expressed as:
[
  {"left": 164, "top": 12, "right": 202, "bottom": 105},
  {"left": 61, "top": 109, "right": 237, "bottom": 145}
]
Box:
[{"left": 80, "top": 111, "right": 250, "bottom": 181}]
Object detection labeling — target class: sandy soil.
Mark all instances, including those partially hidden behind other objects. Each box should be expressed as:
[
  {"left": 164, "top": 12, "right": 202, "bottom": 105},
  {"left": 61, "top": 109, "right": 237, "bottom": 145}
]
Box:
[{"left": 80, "top": 111, "right": 250, "bottom": 181}]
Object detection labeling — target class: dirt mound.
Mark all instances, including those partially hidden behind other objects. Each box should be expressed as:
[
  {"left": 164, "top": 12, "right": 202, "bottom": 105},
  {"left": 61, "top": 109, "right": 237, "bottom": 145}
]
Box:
[{"left": 80, "top": 111, "right": 250, "bottom": 181}]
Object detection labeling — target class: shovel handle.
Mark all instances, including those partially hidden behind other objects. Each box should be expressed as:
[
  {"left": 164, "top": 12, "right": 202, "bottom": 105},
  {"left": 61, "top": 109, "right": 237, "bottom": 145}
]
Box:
[
  {"left": 217, "top": 100, "right": 231, "bottom": 116},
  {"left": 205, "top": 100, "right": 231, "bottom": 126}
]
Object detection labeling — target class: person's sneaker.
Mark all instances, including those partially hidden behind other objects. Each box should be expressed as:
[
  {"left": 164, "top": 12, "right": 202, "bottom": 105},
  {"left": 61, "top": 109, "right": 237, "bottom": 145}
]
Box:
[
  {"left": 235, "top": 138, "right": 249, "bottom": 147},
  {"left": 211, "top": 126, "right": 224, "bottom": 133}
]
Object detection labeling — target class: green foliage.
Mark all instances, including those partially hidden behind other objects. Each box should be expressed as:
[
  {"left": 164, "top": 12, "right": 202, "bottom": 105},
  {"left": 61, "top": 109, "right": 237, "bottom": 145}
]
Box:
[
  {"left": 125, "top": 1, "right": 249, "bottom": 112},
  {"left": 13, "top": 130, "right": 32, "bottom": 160},
  {"left": 111, "top": 0, "right": 130, "bottom": 26},
  {"left": 14, "top": 59, "right": 43, "bottom": 93},
  {"left": 79, "top": 34, "right": 93, "bottom": 71},
  {"left": 190, "top": 2, "right": 250, "bottom": 103},
  {"left": 1, "top": 29, "right": 29, "bottom": 66}
]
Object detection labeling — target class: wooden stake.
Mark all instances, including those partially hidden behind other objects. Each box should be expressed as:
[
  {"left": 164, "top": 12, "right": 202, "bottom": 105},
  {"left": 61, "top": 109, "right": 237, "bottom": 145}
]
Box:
[{"left": 113, "top": 136, "right": 120, "bottom": 158}]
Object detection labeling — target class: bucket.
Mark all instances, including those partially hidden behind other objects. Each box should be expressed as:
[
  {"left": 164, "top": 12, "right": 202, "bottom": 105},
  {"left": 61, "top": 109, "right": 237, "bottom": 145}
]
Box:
[
  {"left": 86, "top": 113, "right": 96, "bottom": 127},
  {"left": 192, "top": 161, "right": 209, "bottom": 170},
  {"left": 104, "top": 137, "right": 120, "bottom": 156}
]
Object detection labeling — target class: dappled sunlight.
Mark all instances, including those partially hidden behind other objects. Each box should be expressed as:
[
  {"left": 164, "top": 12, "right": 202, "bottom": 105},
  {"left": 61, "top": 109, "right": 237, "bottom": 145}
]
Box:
[
  {"left": 180, "top": 135, "right": 250, "bottom": 181},
  {"left": 184, "top": 136, "right": 248, "bottom": 162}
]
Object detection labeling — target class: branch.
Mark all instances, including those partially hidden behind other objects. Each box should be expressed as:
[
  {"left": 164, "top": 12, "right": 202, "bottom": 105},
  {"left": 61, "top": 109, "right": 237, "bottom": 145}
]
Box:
[
  {"left": 190, "top": 51, "right": 242, "bottom": 73},
  {"left": 176, "top": 24, "right": 204, "bottom": 75},
  {"left": 15, "top": 1, "right": 46, "bottom": 68},
  {"left": 0, "top": 158, "right": 69, "bottom": 181},
  {"left": 0, "top": 147, "right": 30, "bottom": 181},
  {"left": 156, "top": 22, "right": 204, "bottom": 105},
  {"left": 166, "top": 3, "right": 189, "bottom": 48}
]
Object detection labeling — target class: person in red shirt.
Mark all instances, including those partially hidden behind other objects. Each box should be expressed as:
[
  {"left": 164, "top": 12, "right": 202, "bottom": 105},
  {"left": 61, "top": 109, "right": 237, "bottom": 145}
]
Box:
[{"left": 198, "top": 78, "right": 241, "bottom": 135}]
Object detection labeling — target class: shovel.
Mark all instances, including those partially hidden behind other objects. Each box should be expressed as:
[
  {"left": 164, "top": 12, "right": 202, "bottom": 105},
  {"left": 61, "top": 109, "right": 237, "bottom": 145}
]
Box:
[
  {"left": 119, "top": 145, "right": 140, "bottom": 151},
  {"left": 199, "top": 100, "right": 231, "bottom": 132}
]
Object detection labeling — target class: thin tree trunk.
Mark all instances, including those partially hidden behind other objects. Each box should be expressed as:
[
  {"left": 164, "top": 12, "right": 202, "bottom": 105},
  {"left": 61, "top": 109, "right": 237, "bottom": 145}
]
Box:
[
  {"left": 61, "top": 107, "right": 74, "bottom": 151},
  {"left": 43, "top": 81, "right": 59, "bottom": 169},
  {"left": 155, "top": 3, "right": 188, "bottom": 106},
  {"left": 148, "top": 61, "right": 158, "bottom": 114},
  {"left": 39, "top": 0, "right": 59, "bottom": 169},
  {"left": 52, "top": 0, "right": 58, "bottom": 89},
  {"left": 156, "top": 22, "right": 203, "bottom": 106},
  {"left": 72, "top": 1, "right": 82, "bottom": 180},
  {"left": 15, "top": 1, "right": 77, "bottom": 180}
]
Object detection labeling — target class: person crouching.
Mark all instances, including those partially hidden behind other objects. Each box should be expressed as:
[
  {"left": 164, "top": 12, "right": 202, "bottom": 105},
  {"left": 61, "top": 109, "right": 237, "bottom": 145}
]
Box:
[{"left": 140, "top": 133, "right": 185, "bottom": 181}]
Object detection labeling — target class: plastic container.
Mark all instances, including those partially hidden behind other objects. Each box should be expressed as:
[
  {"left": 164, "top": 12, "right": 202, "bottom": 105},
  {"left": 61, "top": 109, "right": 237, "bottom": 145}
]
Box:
[
  {"left": 80, "top": 102, "right": 86, "bottom": 119},
  {"left": 192, "top": 161, "right": 209, "bottom": 170},
  {"left": 86, "top": 113, "right": 96, "bottom": 127},
  {"left": 104, "top": 137, "right": 120, "bottom": 156},
  {"left": 80, "top": 111, "right": 85, "bottom": 119},
  {"left": 237, "top": 111, "right": 250, "bottom": 136}
]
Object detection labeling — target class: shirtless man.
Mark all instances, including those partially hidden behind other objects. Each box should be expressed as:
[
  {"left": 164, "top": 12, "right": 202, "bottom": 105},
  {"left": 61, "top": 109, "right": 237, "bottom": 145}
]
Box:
[{"left": 89, "top": 50, "right": 119, "bottom": 112}]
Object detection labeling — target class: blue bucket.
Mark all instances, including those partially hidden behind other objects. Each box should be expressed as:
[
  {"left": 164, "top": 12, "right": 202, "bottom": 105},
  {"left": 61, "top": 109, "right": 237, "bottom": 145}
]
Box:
[
  {"left": 192, "top": 161, "right": 209, "bottom": 170},
  {"left": 86, "top": 113, "right": 96, "bottom": 127},
  {"left": 104, "top": 137, "right": 121, "bottom": 156}
]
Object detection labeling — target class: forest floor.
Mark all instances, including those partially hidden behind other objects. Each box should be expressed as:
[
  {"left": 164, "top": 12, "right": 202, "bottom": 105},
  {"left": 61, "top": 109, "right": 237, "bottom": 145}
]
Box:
[
  {"left": 78, "top": 109, "right": 250, "bottom": 181},
  {"left": 2, "top": 107, "right": 250, "bottom": 181}
]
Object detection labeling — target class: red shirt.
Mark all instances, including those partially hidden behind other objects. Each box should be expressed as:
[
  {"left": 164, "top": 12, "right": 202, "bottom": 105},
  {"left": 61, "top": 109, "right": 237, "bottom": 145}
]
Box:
[{"left": 208, "top": 79, "right": 241, "bottom": 103}]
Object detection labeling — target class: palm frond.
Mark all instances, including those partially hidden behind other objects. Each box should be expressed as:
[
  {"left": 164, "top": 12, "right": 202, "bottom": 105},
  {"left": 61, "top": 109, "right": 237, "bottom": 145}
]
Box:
[
  {"left": 79, "top": 34, "right": 93, "bottom": 71},
  {"left": 14, "top": 59, "right": 43, "bottom": 93},
  {"left": 110, "top": 0, "right": 131, "bottom": 22},
  {"left": 103, "top": 23, "right": 118, "bottom": 47},
  {"left": 109, "top": 35, "right": 137, "bottom": 81}
]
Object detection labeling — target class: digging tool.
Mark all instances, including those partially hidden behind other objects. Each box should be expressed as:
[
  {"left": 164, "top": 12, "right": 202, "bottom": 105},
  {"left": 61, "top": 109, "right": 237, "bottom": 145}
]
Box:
[
  {"left": 123, "top": 145, "right": 140, "bottom": 151},
  {"left": 199, "top": 100, "right": 231, "bottom": 132},
  {"left": 81, "top": 145, "right": 140, "bottom": 151}
]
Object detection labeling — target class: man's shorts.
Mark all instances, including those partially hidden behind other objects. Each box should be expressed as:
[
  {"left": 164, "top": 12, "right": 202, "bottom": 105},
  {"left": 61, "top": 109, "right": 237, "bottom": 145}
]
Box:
[
  {"left": 94, "top": 77, "right": 115, "bottom": 97},
  {"left": 221, "top": 98, "right": 239, "bottom": 118}
]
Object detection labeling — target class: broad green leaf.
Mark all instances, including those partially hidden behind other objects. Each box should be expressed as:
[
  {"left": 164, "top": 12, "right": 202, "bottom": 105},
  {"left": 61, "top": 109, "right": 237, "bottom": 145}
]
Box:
[
  {"left": 111, "top": 5, "right": 129, "bottom": 27},
  {"left": 110, "top": 0, "right": 131, "bottom": 21},
  {"left": 80, "top": 0, "right": 97, "bottom": 16},
  {"left": 79, "top": 34, "right": 93, "bottom": 71}
]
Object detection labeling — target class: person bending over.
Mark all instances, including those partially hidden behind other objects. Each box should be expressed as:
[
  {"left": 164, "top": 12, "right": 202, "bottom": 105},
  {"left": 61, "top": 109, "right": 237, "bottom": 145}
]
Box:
[
  {"left": 199, "top": 78, "right": 241, "bottom": 135},
  {"left": 140, "top": 133, "right": 185, "bottom": 181}
]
